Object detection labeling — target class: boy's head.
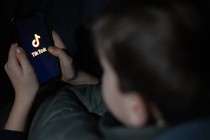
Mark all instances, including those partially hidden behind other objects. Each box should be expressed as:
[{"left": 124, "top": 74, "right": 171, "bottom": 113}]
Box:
[{"left": 93, "top": 0, "right": 210, "bottom": 127}]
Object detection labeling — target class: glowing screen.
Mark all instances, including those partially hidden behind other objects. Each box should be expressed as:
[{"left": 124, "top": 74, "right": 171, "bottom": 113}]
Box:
[{"left": 14, "top": 12, "right": 61, "bottom": 84}]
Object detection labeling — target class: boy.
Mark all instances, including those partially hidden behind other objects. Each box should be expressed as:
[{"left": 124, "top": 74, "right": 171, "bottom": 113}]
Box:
[{"left": 2, "top": 0, "right": 210, "bottom": 140}]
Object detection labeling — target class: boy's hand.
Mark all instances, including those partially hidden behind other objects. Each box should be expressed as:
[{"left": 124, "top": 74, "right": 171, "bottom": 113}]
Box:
[
  {"left": 49, "top": 31, "right": 99, "bottom": 85},
  {"left": 48, "top": 31, "right": 76, "bottom": 83},
  {"left": 4, "top": 43, "right": 39, "bottom": 131},
  {"left": 5, "top": 43, "right": 39, "bottom": 101}
]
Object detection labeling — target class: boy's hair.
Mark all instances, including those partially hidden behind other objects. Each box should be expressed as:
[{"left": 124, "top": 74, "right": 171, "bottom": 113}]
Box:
[{"left": 93, "top": 0, "right": 210, "bottom": 124}]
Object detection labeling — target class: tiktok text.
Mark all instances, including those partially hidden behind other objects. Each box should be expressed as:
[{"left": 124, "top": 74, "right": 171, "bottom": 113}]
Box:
[{"left": 31, "top": 47, "right": 47, "bottom": 57}]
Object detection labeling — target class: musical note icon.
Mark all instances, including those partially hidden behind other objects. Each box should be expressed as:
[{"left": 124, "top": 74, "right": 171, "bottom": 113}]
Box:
[{"left": 32, "top": 34, "right": 41, "bottom": 48}]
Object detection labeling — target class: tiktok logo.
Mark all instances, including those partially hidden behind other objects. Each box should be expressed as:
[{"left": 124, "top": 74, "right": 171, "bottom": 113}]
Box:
[
  {"left": 32, "top": 34, "right": 41, "bottom": 48},
  {"left": 31, "top": 34, "right": 47, "bottom": 57}
]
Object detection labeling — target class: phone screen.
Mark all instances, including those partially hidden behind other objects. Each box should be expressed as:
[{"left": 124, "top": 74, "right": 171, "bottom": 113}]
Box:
[{"left": 12, "top": 12, "right": 61, "bottom": 85}]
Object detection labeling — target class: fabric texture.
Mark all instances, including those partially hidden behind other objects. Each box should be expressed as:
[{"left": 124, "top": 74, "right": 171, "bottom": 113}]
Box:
[
  {"left": 28, "top": 84, "right": 166, "bottom": 140},
  {"left": 155, "top": 117, "right": 210, "bottom": 140}
]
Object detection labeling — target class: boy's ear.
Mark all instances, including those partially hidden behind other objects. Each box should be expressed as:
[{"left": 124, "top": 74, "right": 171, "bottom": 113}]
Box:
[{"left": 124, "top": 91, "right": 149, "bottom": 127}]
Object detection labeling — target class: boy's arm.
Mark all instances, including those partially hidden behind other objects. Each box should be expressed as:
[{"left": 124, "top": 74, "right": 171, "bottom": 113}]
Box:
[
  {"left": 62, "top": 70, "right": 99, "bottom": 85},
  {"left": 4, "top": 44, "right": 39, "bottom": 133},
  {"left": 4, "top": 96, "right": 35, "bottom": 131}
]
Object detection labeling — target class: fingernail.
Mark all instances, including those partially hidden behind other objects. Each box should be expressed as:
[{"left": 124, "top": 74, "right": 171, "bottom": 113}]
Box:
[
  {"left": 48, "top": 46, "right": 54, "bottom": 52},
  {"left": 16, "top": 47, "right": 23, "bottom": 53}
]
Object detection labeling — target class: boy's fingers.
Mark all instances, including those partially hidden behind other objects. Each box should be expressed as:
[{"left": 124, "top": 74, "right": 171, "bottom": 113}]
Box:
[
  {"left": 52, "top": 30, "right": 66, "bottom": 49},
  {"left": 7, "top": 43, "right": 18, "bottom": 66},
  {"left": 4, "top": 63, "right": 8, "bottom": 73},
  {"left": 7, "top": 43, "right": 21, "bottom": 73},
  {"left": 48, "top": 46, "right": 72, "bottom": 66},
  {"left": 15, "top": 47, "right": 33, "bottom": 73}
]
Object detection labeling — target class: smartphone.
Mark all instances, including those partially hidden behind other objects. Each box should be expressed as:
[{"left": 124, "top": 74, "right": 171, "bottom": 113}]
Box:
[{"left": 11, "top": 11, "right": 61, "bottom": 85}]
